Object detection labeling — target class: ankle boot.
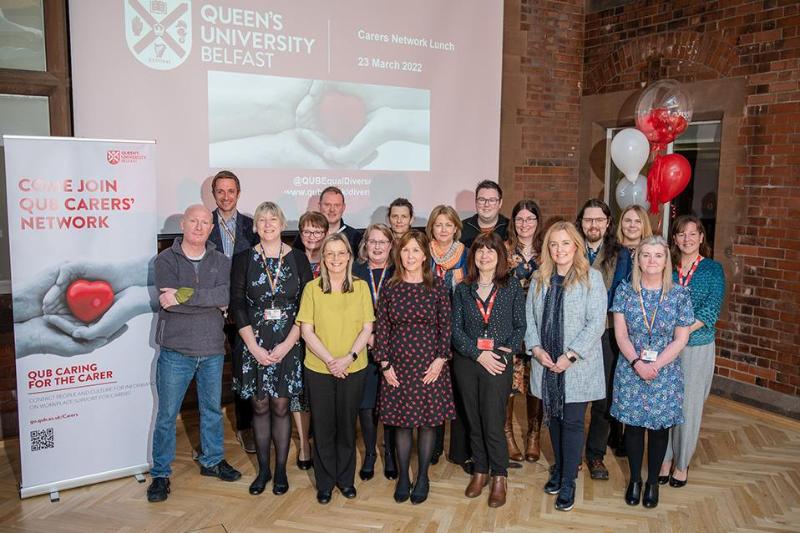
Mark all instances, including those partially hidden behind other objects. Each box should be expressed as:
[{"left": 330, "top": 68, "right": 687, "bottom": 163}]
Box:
[
  {"left": 465, "top": 472, "right": 489, "bottom": 498},
  {"left": 525, "top": 395, "right": 542, "bottom": 462},
  {"left": 488, "top": 475, "right": 507, "bottom": 508},
  {"left": 505, "top": 397, "right": 524, "bottom": 461}
]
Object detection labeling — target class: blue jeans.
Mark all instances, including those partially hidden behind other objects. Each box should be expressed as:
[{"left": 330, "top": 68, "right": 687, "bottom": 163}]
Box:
[{"left": 151, "top": 348, "right": 224, "bottom": 478}]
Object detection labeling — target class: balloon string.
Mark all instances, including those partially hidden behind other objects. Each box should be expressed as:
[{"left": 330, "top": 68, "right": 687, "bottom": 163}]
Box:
[{"left": 647, "top": 154, "right": 662, "bottom": 215}]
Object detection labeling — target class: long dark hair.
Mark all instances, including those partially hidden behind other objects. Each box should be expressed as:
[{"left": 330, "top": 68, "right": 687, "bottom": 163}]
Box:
[
  {"left": 575, "top": 198, "right": 621, "bottom": 270},
  {"left": 465, "top": 232, "right": 510, "bottom": 288},
  {"left": 507, "top": 199, "right": 542, "bottom": 254},
  {"left": 390, "top": 230, "right": 435, "bottom": 288}
]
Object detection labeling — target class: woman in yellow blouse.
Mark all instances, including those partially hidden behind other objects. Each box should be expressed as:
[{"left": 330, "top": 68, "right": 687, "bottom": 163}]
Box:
[{"left": 297, "top": 233, "right": 375, "bottom": 505}]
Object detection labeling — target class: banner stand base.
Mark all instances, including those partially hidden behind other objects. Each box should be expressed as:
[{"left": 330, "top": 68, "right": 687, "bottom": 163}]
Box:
[
  {"left": 135, "top": 474, "right": 146, "bottom": 483},
  {"left": 49, "top": 491, "right": 60, "bottom": 503},
  {"left": 20, "top": 464, "right": 150, "bottom": 499}
]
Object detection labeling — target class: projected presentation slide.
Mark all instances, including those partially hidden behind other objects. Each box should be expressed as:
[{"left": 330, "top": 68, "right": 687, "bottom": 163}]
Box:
[{"left": 70, "top": 0, "right": 503, "bottom": 233}]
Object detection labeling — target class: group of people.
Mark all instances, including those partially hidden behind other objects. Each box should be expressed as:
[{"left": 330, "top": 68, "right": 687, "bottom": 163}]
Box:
[{"left": 147, "top": 172, "right": 725, "bottom": 514}]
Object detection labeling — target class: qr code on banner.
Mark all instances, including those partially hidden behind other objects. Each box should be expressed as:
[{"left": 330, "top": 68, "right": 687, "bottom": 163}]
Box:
[{"left": 30, "top": 428, "right": 54, "bottom": 451}]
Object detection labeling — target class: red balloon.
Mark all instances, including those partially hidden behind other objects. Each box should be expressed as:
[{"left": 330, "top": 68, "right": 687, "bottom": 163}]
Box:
[{"left": 657, "top": 154, "right": 692, "bottom": 204}]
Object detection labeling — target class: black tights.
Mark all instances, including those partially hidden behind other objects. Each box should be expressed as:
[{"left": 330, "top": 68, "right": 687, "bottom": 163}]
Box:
[
  {"left": 359, "top": 408, "right": 378, "bottom": 471},
  {"left": 394, "top": 426, "right": 436, "bottom": 493},
  {"left": 251, "top": 396, "right": 291, "bottom": 484},
  {"left": 625, "top": 425, "right": 669, "bottom": 484}
]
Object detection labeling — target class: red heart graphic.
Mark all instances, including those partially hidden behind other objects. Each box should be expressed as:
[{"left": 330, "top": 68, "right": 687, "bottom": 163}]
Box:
[
  {"left": 66, "top": 279, "right": 114, "bottom": 323},
  {"left": 315, "top": 91, "right": 367, "bottom": 146}
]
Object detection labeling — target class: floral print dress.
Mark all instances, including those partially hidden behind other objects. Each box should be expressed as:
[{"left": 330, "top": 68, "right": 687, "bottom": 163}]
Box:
[{"left": 610, "top": 281, "right": 694, "bottom": 429}]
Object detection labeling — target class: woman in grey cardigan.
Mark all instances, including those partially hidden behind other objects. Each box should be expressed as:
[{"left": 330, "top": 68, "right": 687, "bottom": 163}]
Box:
[{"left": 525, "top": 221, "right": 607, "bottom": 512}]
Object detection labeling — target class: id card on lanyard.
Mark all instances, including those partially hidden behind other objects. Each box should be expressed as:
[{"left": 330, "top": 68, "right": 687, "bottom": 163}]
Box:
[
  {"left": 260, "top": 243, "right": 284, "bottom": 321},
  {"left": 638, "top": 289, "right": 662, "bottom": 362},
  {"left": 476, "top": 289, "right": 497, "bottom": 351}
]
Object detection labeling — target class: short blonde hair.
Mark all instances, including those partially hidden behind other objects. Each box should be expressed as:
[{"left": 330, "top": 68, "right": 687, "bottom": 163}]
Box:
[
  {"left": 631, "top": 236, "right": 673, "bottom": 294},
  {"left": 357, "top": 223, "right": 393, "bottom": 263},
  {"left": 252, "top": 201, "right": 286, "bottom": 232},
  {"left": 426, "top": 205, "right": 462, "bottom": 242}
]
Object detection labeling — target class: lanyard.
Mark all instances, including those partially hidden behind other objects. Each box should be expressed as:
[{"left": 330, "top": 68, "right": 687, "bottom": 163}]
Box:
[
  {"left": 434, "top": 263, "right": 446, "bottom": 279},
  {"left": 678, "top": 255, "right": 703, "bottom": 287},
  {"left": 638, "top": 289, "right": 663, "bottom": 346},
  {"left": 220, "top": 215, "right": 236, "bottom": 244},
  {"left": 475, "top": 288, "right": 497, "bottom": 330},
  {"left": 258, "top": 243, "right": 284, "bottom": 295},
  {"left": 368, "top": 267, "right": 387, "bottom": 306}
]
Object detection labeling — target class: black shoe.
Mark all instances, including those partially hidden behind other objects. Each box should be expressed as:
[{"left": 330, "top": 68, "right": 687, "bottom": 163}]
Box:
[
  {"left": 248, "top": 470, "right": 272, "bottom": 495},
  {"left": 544, "top": 468, "right": 561, "bottom": 495},
  {"left": 657, "top": 475, "right": 670, "bottom": 485},
  {"left": 460, "top": 459, "right": 474, "bottom": 475},
  {"left": 200, "top": 460, "right": 241, "bottom": 482},
  {"left": 625, "top": 480, "right": 642, "bottom": 506},
  {"left": 554, "top": 480, "right": 575, "bottom": 511},
  {"left": 147, "top": 477, "right": 170, "bottom": 502},
  {"left": 394, "top": 481, "right": 412, "bottom": 503},
  {"left": 410, "top": 478, "right": 429, "bottom": 505},
  {"left": 297, "top": 458, "right": 313, "bottom": 470},
  {"left": 339, "top": 485, "right": 357, "bottom": 499},
  {"left": 359, "top": 468, "right": 374, "bottom": 480},
  {"left": 316, "top": 489, "right": 332, "bottom": 504},
  {"left": 669, "top": 473, "right": 688, "bottom": 488},
  {"left": 642, "top": 482, "right": 659, "bottom": 508},
  {"left": 384, "top": 468, "right": 398, "bottom": 480},
  {"left": 272, "top": 472, "right": 289, "bottom": 495}
]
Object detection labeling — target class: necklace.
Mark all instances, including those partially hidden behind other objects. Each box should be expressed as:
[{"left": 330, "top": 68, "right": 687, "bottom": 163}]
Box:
[{"left": 477, "top": 280, "right": 494, "bottom": 288}]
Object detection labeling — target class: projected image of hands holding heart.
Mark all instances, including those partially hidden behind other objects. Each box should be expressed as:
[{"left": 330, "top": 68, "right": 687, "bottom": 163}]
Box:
[
  {"left": 296, "top": 80, "right": 430, "bottom": 170},
  {"left": 13, "top": 258, "right": 155, "bottom": 358}
]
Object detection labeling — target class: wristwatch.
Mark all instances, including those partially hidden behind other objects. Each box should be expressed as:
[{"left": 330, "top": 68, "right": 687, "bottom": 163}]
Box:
[
  {"left": 567, "top": 352, "right": 577, "bottom": 363},
  {"left": 350, "top": 351, "right": 358, "bottom": 361}
]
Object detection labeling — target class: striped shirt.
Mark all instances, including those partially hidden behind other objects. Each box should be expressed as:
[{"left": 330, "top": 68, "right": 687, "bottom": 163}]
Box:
[{"left": 217, "top": 209, "right": 238, "bottom": 258}]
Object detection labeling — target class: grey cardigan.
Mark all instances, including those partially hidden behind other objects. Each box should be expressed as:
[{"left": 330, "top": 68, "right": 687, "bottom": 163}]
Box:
[{"left": 525, "top": 268, "right": 607, "bottom": 403}]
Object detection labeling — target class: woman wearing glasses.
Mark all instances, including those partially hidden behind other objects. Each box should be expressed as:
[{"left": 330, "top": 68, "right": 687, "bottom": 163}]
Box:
[
  {"left": 352, "top": 224, "right": 397, "bottom": 481},
  {"left": 296, "top": 233, "right": 375, "bottom": 504},
  {"left": 292, "top": 210, "right": 329, "bottom": 469},
  {"left": 230, "top": 202, "right": 313, "bottom": 495},
  {"left": 504, "top": 199, "right": 543, "bottom": 463},
  {"left": 659, "top": 216, "right": 725, "bottom": 488}
]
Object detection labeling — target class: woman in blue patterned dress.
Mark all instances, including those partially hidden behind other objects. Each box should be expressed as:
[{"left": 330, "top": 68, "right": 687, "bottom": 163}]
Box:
[
  {"left": 230, "top": 202, "right": 313, "bottom": 496},
  {"left": 610, "top": 236, "right": 693, "bottom": 509}
]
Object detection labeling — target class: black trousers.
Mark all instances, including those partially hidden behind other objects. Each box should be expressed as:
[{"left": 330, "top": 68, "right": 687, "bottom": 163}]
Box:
[
  {"left": 549, "top": 402, "right": 588, "bottom": 482},
  {"left": 305, "top": 368, "right": 366, "bottom": 492},
  {"left": 454, "top": 355, "right": 512, "bottom": 476},
  {"left": 225, "top": 322, "right": 252, "bottom": 431},
  {"left": 446, "top": 363, "right": 472, "bottom": 465},
  {"left": 585, "top": 328, "right": 616, "bottom": 461}
]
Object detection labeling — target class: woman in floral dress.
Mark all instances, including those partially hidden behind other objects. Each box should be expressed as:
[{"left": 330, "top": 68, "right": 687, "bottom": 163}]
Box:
[{"left": 610, "top": 236, "right": 693, "bottom": 509}]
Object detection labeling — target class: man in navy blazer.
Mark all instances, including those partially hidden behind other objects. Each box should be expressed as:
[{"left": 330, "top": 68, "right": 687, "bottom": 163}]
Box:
[{"left": 209, "top": 170, "right": 259, "bottom": 454}]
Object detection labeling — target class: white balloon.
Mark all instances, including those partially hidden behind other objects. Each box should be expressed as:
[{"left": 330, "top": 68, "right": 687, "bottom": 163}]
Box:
[
  {"left": 615, "top": 174, "right": 650, "bottom": 211},
  {"left": 610, "top": 128, "right": 650, "bottom": 183}
]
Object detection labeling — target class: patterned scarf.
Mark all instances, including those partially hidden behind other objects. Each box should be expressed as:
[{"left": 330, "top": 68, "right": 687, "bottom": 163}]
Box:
[{"left": 540, "top": 273, "right": 565, "bottom": 424}]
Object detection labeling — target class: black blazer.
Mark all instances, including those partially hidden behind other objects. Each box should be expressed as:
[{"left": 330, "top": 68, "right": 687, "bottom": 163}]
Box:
[{"left": 210, "top": 210, "right": 259, "bottom": 258}]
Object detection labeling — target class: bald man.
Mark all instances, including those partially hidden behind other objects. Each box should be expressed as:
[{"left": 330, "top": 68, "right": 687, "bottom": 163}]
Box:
[{"left": 147, "top": 205, "right": 241, "bottom": 503}]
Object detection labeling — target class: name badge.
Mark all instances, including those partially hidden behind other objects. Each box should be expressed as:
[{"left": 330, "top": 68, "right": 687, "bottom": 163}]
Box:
[
  {"left": 477, "top": 338, "right": 494, "bottom": 351},
  {"left": 641, "top": 349, "right": 658, "bottom": 362},
  {"left": 265, "top": 308, "right": 282, "bottom": 321}
]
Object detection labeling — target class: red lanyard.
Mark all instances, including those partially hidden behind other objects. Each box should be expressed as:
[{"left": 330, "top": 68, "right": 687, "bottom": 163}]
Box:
[
  {"left": 475, "top": 289, "right": 497, "bottom": 327},
  {"left": 258, "top": 243, "right": 284, "bottom": 294},
  {"left": 678, "top": 256, "right": 703, "bottom": 287},
  {"left": 368, "top": 267, "right": 387, "bottom": 306}
]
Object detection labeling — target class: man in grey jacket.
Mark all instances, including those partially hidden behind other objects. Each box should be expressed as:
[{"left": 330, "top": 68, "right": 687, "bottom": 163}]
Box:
[{"left": 147, "top": 205, "right": 241, "bottom": 503}]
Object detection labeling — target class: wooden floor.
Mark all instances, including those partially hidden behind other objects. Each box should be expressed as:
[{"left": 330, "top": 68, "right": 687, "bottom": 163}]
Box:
[{"left": 0, "top": 395, "right": 798, "bottom": 532}]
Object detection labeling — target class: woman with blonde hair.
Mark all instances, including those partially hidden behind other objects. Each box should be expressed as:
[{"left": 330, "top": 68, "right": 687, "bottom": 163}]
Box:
[
  {"left": 296, "top": 233, "right": 375, "bottom": 504},
  {"left": 525, "top": 221, "right": 607, "bottom": 512},
  {"left": 610, "top": 236, "right": 693, "bottom": 508},
  {"left": 616, "top": 205, "right": 653, "bottom": 253},
  {"left": 352, "top": 223, "right": 397, "bottom": 481}
]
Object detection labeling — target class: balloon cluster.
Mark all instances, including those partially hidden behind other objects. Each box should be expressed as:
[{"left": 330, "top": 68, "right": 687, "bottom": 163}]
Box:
[{"left": 610, "top": 79, "right": 693, "bottom": 214}]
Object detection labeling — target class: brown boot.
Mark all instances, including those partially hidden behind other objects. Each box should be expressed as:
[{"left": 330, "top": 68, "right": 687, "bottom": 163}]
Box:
[
  {"left": 465, "top": 472, "right": 489, "bottom": 498},
  {"left": 505, "top": 397, "right": 524, "bottom": 462},
  {"left": 525, "top": 395, "right": 542, "bottom": 462},
  {"left": 488, "top": 475, "right": 507, "bottom": 508}
]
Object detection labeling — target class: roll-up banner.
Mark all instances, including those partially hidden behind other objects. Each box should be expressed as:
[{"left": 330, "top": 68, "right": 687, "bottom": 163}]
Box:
[{"left": 3, "top": 136, "right": 157, "bottom": 499}]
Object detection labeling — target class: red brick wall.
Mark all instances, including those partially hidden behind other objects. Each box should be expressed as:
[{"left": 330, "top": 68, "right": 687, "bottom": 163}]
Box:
[
  {"left": 584, "top": 0, "right": 800, "bottom": 397},
  {"left": 500, "top": 0, "right": 585, "bottom": 219}
]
